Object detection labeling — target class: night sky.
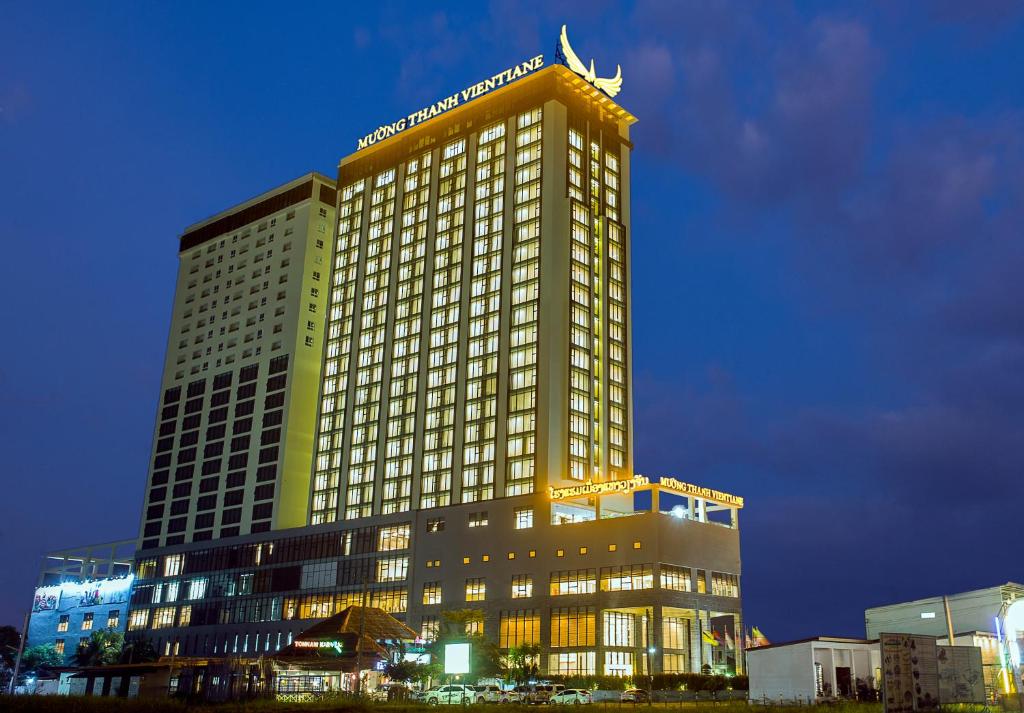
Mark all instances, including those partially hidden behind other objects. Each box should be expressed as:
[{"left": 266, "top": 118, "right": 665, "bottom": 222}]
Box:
[{"left": 2, "top": 2, "right": 1022, "bottom": 642}]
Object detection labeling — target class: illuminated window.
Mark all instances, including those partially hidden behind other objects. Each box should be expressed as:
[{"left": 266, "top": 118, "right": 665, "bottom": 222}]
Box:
[
  {"left": 426, "top": 559, "right": 441, "bottom": 569},
  {"left": 465, "top": 578, "right": 486, "bottom": 602},
  {"left": 604, "top": 650, "right": 635, "bottom": 676},
  {"left": 550, "top": 569, "right": 597, "bottom": 596},
  {"left": 187, "top": 577, "right": 209, "bottom": 600},
  {"left": 663, "top": 652, "right": 689, "bottom": 673},
  {"left": 508, "top": 552, "right": 516, "bottom": 560},
  {"left": 178, "top": 605, "right": 192, "bottom": 627},
  {"left": 81, "top": 613, "right": 94, "bottom": 631},
  {"left": 529, "top": 550, "right": 536, "bottom": 558},
  {"left": 57, "top": 615, "right": 69, "bottom": 632},
  {"left": 579, "top": 546, "right": 588, "bottom": 555},
  {"left": 427, "top": 518, "right": 445, "bottom": 533},
  {"left": 136, "top": 558, "right": 157, "bottom": 580},
  {"left": 54, "top": 639, "right": 65, "bottom": 655},
  {"left": 422, "top": 582, "right": 442, "bottom": 606},
  {"left": 604, "top": 610, "right": 644, "bottom": 647},
  {"left": 421, "top": 616, "right": 440, "bottom": 641},
  {"left": 556, "top": 549, "right": 564, "bottom": 558},
  {"left": 600, "top": 564, "right": 654, "bottom": 592},
  {"left": 377, "top": 557, "right": 409, "bottom": 583},
  {"left": 463, "top": 556, "right": 471, "bottom": 565},
  {"left": 512, "top": 575, "right": 533, "bottom": 599},
  {"left": 378, "top": 524, "right": 411, "bottom": 551},
  {"left": 514, "top": 507, "right": 533, "bottom": 529},
  {"left": 660, "top": 564, "right": 692, "bottom": 592},
  {"left": 468, "top": 511, "right": 489, "bottom": 527},
  {"left": 549, "top": 651, "right": 595, "bottom": 676},
  {"left": 152, "top": 607, "right": 177, "bottom": 629},
  {"left": 500, "top": 609, "right": 540, "bottom": 648},
  {"left": 550, "top": 606, "right": 595, "bottom": 648},
  {"left": 632, "top": 541, "right": 641, "bottom": 550},
  {"left": 662, "top": 617, "right": 689, "bottom": 650},
  {"left": 128, "top": 609, "right": 150, "bottom": 631},
  {"left": 482, "top": 555, "right": 490, "bottom": 562},
  {"left": 107, "top": 610, "right": 120, "bottom": 629},
  {"left": 163, "top": 554, "right": 184, "bottom": 577},
  {"left": 608, "top": 544, "right": 617, "bottom": 552},
  {"left": 711, "top": 572, "right": 740, "bottom": 597}
]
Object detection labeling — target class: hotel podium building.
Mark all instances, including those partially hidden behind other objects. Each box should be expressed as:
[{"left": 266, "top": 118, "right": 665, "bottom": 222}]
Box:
[{"left": 127, "top": 63, "right": 743, "bottom": 678}]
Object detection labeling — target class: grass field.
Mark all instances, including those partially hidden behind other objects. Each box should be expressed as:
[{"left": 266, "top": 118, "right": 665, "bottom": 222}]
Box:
[{"left": 0, "top": 697, "right": 892, "bottom": 713}]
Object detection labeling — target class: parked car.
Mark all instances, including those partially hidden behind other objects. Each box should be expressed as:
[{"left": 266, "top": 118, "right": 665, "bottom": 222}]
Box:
[
  {"left": 425, "top": 684, "right": 485, "bottom": 705},
  {"left": 372, "top": 683, "right": 414, "bottom": 701},
  {"left": 503, "top": 687, "right": 526, "bottom": 704},
  {"left": 620, "top": 688, "right": 651, "bottom": 703},
  {"left": 550, "top": 689, "right": 592, "bottom": 705},
  {"left": 474, "top": 684, "right": 507, "bottom": 703},
  {"left": 531, "top": 684, "right": 566, "bottom": 704}
]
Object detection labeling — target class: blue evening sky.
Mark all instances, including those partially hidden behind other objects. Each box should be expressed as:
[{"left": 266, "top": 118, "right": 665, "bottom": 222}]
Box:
[{"left": 2, "top": 1, "right": 1022, "bottom": 640}]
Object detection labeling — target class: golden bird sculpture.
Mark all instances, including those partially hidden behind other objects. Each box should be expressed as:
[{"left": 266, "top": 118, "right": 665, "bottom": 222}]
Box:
[{"left": 560, "top": 24, "right": 623, "bottom": 98}]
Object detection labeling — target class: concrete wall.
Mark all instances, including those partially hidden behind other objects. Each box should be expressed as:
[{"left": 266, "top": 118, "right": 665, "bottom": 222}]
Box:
[{"left": 748, "top": 641, "right": 816, "bottom": 703}]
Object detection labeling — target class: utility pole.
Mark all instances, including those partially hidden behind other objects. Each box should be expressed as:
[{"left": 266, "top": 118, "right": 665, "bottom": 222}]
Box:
[
  {"left": 943, "top": 596, "right": 955, "bottom": 645},
  {"left": 9, "top": 611, "right": 29, "bottom": 694}
]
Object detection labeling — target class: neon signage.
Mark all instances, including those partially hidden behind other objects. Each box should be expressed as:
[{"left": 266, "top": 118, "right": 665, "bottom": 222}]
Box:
[{"left": 356, "top": 55, "right": 545, "bottom": 150}]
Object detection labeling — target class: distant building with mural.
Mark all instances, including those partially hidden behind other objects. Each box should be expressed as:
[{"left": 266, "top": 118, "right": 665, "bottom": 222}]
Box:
[{"left": 26, "top": 540, "right": 135, "bottom": 665}]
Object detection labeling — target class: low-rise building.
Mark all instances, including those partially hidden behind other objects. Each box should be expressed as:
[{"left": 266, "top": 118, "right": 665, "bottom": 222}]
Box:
[
  {"left": 747, "top": 637, "right": 880, "bottom": 704},
  {"left": 25, "top": 540, "right": 135, "bottom": 666}
]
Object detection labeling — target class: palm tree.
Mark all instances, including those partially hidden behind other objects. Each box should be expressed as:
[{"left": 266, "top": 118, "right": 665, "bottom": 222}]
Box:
[{"left": 75, "top": 628, "right": 124, "bottom": 666}]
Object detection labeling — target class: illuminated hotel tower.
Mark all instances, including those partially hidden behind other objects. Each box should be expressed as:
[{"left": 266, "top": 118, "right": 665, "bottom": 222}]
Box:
[
  {"left": 138, "top": 174, "right": 336, "bottom": 548},
  {"left": 310, "top": 64, "right": 637, "bottom": 523}
]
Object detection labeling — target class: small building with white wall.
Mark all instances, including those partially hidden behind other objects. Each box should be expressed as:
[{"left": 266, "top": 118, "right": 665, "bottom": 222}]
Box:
[{"left": 747, "top": 637, "right": 880, "bottom": 704}]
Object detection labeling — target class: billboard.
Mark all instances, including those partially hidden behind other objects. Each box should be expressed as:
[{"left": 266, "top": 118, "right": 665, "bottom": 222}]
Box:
[
  {"left": 444, "top": 643, "right": 471, "bottom": 674},
  {"left": 32, "top": 587, "right": 61, "bottom": 612},
  {"left": 32, "top": 576, "right": 132, "bottom": 614},
  {"left": 936, "top": 645, "right": 985, "bottom": 704},
  {"left": 881, "top": 633, "right": 940, "bottom": 713}
]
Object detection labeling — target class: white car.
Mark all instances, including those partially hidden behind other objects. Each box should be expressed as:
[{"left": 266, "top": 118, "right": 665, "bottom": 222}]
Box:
[
  {"left": 474, "top": 684, "right": 508, "bottom": 703},
  {"left": 550, "top": 689, "right": 592, "bottom": 705},
  {"left": 425, "top": 684, "right": 485, "bottom": 705}
]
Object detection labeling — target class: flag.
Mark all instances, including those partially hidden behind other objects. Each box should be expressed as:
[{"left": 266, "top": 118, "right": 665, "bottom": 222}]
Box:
[
  {"left": 702, "top": 629, "right": 719, "bottom": 647},
  {"left": 724, "top": 630, "right": 735, "bottom": 650},
  {"left": 752, "top": 626, "right": 770, "bottom": 647},
  {"left": 744, "top": 629, "right": 753, "bottom": 649}
]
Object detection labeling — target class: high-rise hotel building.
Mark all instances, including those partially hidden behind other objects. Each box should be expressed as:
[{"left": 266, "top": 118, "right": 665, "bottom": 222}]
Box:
[
  {"left": 127, "top": 64, "right": 743, "bottom": 678},
  {"left": 138, "top": 174, "right": 336, "bottom": 549},
  {"left": 309, "top": 63, "right": 633, "bottom": 523}
]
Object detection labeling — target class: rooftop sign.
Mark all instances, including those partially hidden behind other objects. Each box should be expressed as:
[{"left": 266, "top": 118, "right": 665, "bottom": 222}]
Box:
[
  {"left": 356, "top": 55, "right": 545, "bottom": 151},
  {"left": 548, "top": 475, "right": 743, "bottom": 508},
  {"left": 549, "top": 475, "right": 650, "bottom": 500},
  {"left": 657, "top": 477, "right": 745, "bottom": 509}
]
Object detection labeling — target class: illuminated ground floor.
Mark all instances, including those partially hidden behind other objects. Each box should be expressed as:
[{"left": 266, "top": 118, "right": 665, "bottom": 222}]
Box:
[{"left": 127, "top": 481, "right": 744, "bottom": 677}]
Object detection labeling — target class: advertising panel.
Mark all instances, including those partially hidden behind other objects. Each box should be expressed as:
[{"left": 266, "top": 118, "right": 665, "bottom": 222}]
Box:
[
  {"left": 881, "top": 633, "right": 940, "bottom": 713},
  {"left": 936, "top": 645, "right": 986, "bottom": 704}
]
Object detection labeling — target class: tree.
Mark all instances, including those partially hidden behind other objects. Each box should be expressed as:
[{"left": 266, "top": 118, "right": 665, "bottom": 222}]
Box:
[
  {"left": 20, "top": 644, "right": 64, "bottom": 672},
  {"left": 505, "top": 643, "right": 541, "bottom": 684},
  {"left": 119, "top": 637, "right": 159, "bottom": 664},
  {"left": 0, "top": 625, "right": 21, "bottom": 667},
  {"left": 384, "top": 659, "right": 431, "bottom": 684},
  {"left": 76, "top": 628, "right": 124, "bottom": 666}
]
